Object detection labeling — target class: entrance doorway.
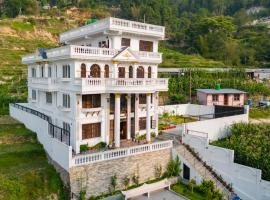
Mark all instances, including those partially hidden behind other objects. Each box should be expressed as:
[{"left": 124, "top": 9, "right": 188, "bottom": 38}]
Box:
[
  {"left": 120, "top": 121, "right": 127, "bottom": 140},
  {"left": 224, "top": 94, "right": 228, "bottom": 105},
  {"left": 183, "top": 164, "right": 190, "bottom": 180}
]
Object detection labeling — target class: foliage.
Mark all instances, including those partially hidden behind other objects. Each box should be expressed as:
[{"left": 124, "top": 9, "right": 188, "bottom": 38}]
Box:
[
  {"left": 212, "top": 123, "right": 270, "bottom": 181},
  {"left": 165, "top": 155, "right": 181, "bottom": 177},
  {"left": 160, "top": 113, "right": 196, "bottom": 124},
  {"left": 154, "top": 164, "right": 162, "bottom": 179},
  {"left": 0, "top": 123, "right": 68, "bottom": 199},
  {"left": 110, "top": 174, "right": 117, "bottom": 192},
  {"left": 132, "top": 174, "right": 139, "bottom": 186},
  {"left": 80, "top": 144, "right": 88, "bottom": 153},
  {"left": 172, "top": 180, "right": 223, "bottom": 200},
  {"left": 249, "top": 107, "right": 270, "bottom": 119},
  {"left": 79, "top": 190, "right": 86, "bottom": 200},
  {"left": 123, "top": 176, "right": 130, "bottom": 190}
]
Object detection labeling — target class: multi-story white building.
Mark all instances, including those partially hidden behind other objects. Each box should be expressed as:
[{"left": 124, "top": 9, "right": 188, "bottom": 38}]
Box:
[{"left": 20, "top": 17, "right": 168, "bottom": 154}]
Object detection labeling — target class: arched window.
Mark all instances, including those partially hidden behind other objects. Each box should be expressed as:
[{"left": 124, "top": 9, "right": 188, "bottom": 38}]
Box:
[
  {"left": 90, "top": 64, "right": 101, "bottom": 78},
  {"left": 118, "top": 67, "right": 125, "bottom": 78},
  {"left": 148, "top": 66, "right": 151, "bottom": 78},
  {"left": 81, "top": 63, "right": 86, "bottom": 78},
  {"left": 129, "top": 66, "right": 133, "bottom": 78},
  {"left": 104, "top": 65, "right": 109, "bottom": 78},
  {"left": 137, "top": 66, "right": 144, "bottom": 78}
]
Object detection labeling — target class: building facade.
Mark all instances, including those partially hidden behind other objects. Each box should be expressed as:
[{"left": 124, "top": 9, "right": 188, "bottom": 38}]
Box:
[
  {"left": 21, "top": 17, "right": 168, "bottom": 154},
  {"left": 197, "top": 89, "right": 246, "bottom": 107}
]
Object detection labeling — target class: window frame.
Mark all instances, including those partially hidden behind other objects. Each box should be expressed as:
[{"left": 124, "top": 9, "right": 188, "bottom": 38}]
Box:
[
  {"left": 234, "top": 94, "right": 240, "bottom": 101},
  {"left": 212, "top": 94, "right": 219, "bottom": 102},
  {"left": 82, "top": 123, "right": 101, "bottom": 140},
  {"left": 121, "top": 38, "right": 131, "bottom": 47},
  {"left": 46, "top": 92, "right": 52, "bottom": 104},
  {"left": 62, "top": 94, "right": 70, "bottom": 108}
]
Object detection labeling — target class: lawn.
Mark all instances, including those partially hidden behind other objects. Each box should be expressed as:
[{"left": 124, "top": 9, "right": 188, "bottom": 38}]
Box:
[
  {"left": 172, "top": 183, "right": 206, "bottom": 200},
  {"left": 249, "top": 107, "right": 270, "bottom": 119},
  {"left": 0, "top": 120, "right": 68, "bottom": 200},
  {"left": 212, "top": 123, "right": 270, "bottom": 181}
]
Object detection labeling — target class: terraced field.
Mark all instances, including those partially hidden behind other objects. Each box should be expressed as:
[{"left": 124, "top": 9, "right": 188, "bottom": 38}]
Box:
[{"left": 0, "top": 116, "right": 68, "bottom": 200}]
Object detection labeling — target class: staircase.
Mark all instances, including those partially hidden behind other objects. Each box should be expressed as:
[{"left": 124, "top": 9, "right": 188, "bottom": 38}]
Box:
[{"left": 156, "top": 132, "right": 234, "bottom": 200}]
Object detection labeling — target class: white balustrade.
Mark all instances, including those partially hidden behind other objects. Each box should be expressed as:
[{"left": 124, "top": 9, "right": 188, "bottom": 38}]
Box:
[{"left": 72, "top": 140, "right": 172, "bottom": 166}]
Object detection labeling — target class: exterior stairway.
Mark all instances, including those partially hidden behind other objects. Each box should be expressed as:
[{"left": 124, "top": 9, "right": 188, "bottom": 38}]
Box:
[{"left": 156, "top": 132, "right": 234, "bottom": 200}]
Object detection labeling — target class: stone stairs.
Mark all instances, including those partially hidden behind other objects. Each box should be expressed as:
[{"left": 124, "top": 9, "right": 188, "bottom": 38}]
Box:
[{"left": 156, "top": 132, "right": 233, "bottom": 200}]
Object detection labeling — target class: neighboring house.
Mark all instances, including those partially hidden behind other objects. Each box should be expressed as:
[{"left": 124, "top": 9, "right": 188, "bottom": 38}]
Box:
[{"left": 197, "top": 88, "right": 246, "bottom": 107}]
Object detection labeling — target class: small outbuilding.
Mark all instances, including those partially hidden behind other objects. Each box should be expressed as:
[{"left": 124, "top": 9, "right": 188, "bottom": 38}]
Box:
[{"left": 197, "top": 87, "right": 246, "bottom": 107}]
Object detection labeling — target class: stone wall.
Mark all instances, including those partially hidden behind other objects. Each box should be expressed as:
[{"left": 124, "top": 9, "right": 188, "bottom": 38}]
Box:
[{"left": 69, "top": 149, "right": 172, "bottom": 198}]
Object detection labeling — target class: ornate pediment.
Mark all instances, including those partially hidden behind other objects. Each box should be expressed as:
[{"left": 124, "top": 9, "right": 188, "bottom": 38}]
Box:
[{"left": 112, "top": 47, "right": 138, "bottom": 62}]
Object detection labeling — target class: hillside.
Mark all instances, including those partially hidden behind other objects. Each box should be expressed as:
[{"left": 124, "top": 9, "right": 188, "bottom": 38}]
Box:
[{"left": 0, "top": 116, "right": 68, "bottom": 200}]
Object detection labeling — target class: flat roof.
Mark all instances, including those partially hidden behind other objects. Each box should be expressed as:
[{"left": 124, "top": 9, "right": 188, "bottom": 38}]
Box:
[{"left": 197, "top": 89, "right": 246, "bottom": 94}]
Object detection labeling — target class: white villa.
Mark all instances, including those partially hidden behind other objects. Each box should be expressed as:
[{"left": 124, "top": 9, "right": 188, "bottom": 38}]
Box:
[{"left": 19, "top": 17, "right": 168, "bottom": 154}]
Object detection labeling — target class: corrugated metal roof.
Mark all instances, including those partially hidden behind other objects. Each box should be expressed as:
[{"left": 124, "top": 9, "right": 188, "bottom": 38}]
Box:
[{"left": 196, "top": 89, "right": 246, "bottom": 94}]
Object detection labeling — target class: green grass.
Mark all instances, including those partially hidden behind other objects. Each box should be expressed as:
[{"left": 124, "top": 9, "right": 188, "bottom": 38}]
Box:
[
  {"left": 11, "top": 21, "right": 34, "bottom": 31},
  {"left": 0, "top": 123, "right": 68, "bottom": 200},
  {"left": 159, "top": 113, "right": 196, "bottom": 124},
  {"left": 160, "top": 47, "right": 226, "bottom": 68},
  {"left": 171, "top": 182, "right": 207, "bottom": 200},
  {"left": 249, "top": 107, "right": 270, "bottom": 119}
]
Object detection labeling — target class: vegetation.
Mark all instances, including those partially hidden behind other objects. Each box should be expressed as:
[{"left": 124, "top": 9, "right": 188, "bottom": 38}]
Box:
[
  {"left": 249, "top": 107, "right": 270, "bottom": 119},
  {"left": 212, "top": 123, "right": 270, "bottom": 181},
  {"left": 165, "top": 156, "right": 181, "bottom": 177},
  {"left": 0, "top": 122, "right": 68, "bottom": 200},
  {"left": 160, "top": 112, "right": 196, "bottom": 124},
  {"left": 172, "top": 180, "right": 223, "bottom": 200}
]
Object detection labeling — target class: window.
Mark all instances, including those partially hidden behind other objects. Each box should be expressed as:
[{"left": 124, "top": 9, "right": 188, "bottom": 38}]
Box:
[
  {"left": 48, "top": 66, "right": 52, "bottom": 77},
  {"left": 137, "top": 66, "right": 144, "bottom": 78},
  {"left": 31, "top": 68, "right": 36, "bottom": 78},
  {"left": 139, "top": 117, "right": 146, "bottom": 130},
  {"left": 212, "top": 94, "right": 219, "bottom": 102},
  {"left": 121, "top": 38, "right": 130, "bottom": 47},
  {"left": 32, "top": 90, "right": 36, "bottom": 100},
  {"left": 139, "top": 40, "right": 153, "bottom": 52},
  {"left": 234, "top": 94, "right": 240, "bottom": 101},
  {"left": 46, "top": 92, "right": 52, "bottom": 104},
  {"left": 62, "top": 64, "right": 70, "bottom": 78},
  {"left": 41, "top": 66, "right": 44, "bottom": 77},
  {"left": 63, "top": 122, "right": 70, "bottom": 135},
  {"left": 118, "top": 67, "right": 125, "bottom": 78},
  {"left": 82, "top": 94, "right": 101, "bottom": 108},
  {"left": 63, "top": 94, "right": 70, "bottom": 108},
  {"left": 139, "top": 94, "right": 146, "bottom": 104},
  {"left": 82, "top": 123, "right": 101, "bottom": 139},
  {"left": 81, "top": 63, "right": 86, "bottom": 78},
  {"left": 90, "top": 64, "right": 101, "bottom": 78},
  {"left": 148, "top": 66, "right": 151, "bottom": 78},
  {"left": 104, "top": 65, "right": 110, "bottom": 78},
  {"left": 129, "top": 66, "right": 133, "bottom": 78}
]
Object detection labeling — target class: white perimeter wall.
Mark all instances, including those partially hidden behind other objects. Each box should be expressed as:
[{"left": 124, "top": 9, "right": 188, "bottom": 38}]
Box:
[
  {"left": 185, "top": 113, "right": 249, "bottom": 141},
  {"left": 9, "top": 104, "right": 72, "bottom": 171},
  {"left": 158, "top": 104, "right": 214, "bottom": 117},
  {"left": 183, "top": 134, "right": 270, "bottom": 200}
]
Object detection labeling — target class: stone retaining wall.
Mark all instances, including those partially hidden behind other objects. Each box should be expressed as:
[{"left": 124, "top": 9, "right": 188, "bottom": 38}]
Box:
[{"left": 69, "top": 149, "right": 171, "bottom": 198}]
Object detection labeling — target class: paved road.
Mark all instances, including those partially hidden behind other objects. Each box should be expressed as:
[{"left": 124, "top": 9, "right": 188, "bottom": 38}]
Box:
[{"left": 131, "top": 189, "right": 187, "bottom": 200}]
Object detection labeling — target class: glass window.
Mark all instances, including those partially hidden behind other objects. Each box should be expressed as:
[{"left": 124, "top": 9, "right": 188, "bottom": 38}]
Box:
[
  {"left": 46, "top": 92, "right": 52, "bottom": 104},
  {"left": 32, "top": 90, "right": 36, "bottom": 100},
  {"left": 63, "top": 94, "right": 70, "bottom": 108},
  {"left": 48, "top": 66, "right": 52, "bottom": 78},
  {"left": 82, "top": 123, "right": 101, "bottom": 139},
  {"left": 139, "top": 40, "right": 153, "bottom": 52},
  {"left": 62, "top": 64, "right": 70, "bottom": 78},
  {"left": 139, "top": 117, "right": 146, "bottom": 130},
  {"left": 234, "top": 94, "right": 240, "bottom": 101},
  {"left": 121, "top": 38, "right": 130, "bottom": 47},
  {"left": 82, "top": 94, "right": 101, "bottom": 108},
  {"left": 63, "top": 122, "right": 70, "bottom": 136},
  {"left": 212, "top": 94, "right": 219, "bottom": 102},
  {"left": 31, "top": 68, "right": 36, "bottom": 78}
]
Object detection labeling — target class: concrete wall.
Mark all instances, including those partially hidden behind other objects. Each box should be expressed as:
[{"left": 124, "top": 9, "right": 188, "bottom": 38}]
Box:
[
  {"left": 69, "top": 149, "right": 171, "bottom": 198},
  {"left": 183, "top": 134, "right": 270, "bottom": 200},
  {"left": 9, "top": 104, "right": 72, "bottom": 171},
  {"left": 158, "top": 104, "right": 214, "bottom": 117},
  {"left": 185, "top": 113, "right": 248, "bottom": 141}
]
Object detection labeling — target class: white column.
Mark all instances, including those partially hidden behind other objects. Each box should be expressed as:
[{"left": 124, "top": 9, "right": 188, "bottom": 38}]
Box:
[
  {"left": 44, "top": 62, "right": 49, "bottom": 78},
  {"left": 133, "top": 64, "right": 138, "bottom": 78},
  {"left": 105, "top": 94, "right": 111, "bottom": 144},
  {"left": 114, "top": 94, "right": 121, "bottom": 148},
  {"left": 127, "top": 94, "right": 131, "bottom": 140},
  {"left": 146, "top": 93, "right": 151, "bottom": 142},
  {"left": 154, "top": 92, "right": 159, "bottom": 135},
  {"left": 113, "top": 62, "right": 118, "bottom": 78},
  {"left": 134, "top": 94, "right": 139, "bottom": 135}
]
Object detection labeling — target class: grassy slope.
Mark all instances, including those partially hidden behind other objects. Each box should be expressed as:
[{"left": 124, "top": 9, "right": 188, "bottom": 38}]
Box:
[
  {"left": 160, "top": 47, "right": 226, "bottom": 68},
  {"left": 0, "top": 120, "right": 68, "bottom": 200}
]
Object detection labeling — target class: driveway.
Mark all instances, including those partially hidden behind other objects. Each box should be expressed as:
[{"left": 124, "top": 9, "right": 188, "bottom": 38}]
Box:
[{"left": 131, "top": 189, "right": 187, "bottom": 200}]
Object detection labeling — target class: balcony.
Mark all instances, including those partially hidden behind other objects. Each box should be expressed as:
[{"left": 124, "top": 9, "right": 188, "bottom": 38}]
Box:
[
  {"left": 60, "top": 17, "right": 165, "bottom": 43},
  {"left": 75, "top": 78, "right": 168, "bottom": 93},
  {"left": 46, "top": 45, "right": 162, "bottom": 63},
  {"left": 28, "top": 78, "right": 58, "bottom": 91}
]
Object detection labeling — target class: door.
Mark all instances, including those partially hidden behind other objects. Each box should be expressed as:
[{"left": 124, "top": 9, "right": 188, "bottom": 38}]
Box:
[
  {"left": 224, "top": 94, "right": 228, "bottom": 105},
  {"left": 120, "top": 121, "right": 127, "bottom": 140},
  {"left": 183, "top": 164, "right": 190, "bottom": 180}
]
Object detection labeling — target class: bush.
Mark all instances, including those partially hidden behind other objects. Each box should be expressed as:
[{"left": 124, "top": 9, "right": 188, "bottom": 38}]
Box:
[
  {"left": 165, "top": 156, "right": 181, "bottom": 177},
  {"left": 80, "top": 144, "right": 88, "bottom": 153}
]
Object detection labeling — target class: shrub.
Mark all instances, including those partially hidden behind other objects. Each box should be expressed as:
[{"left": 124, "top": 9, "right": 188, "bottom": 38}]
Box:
[
  {"left": 154, "top": 164, "right": 162, "bottom": 179},
  {"left": 165, "top": 156, "right": 181, "bottom": 177},
  {"left": 80, "top": 144, "right": 88, "bottom": 153},
  {"left": 110, "top": 175, "right": 117, "bottom": 192},
  {"left": 132, "top": 174, "right": 139, "bottom": 186},
  {"left": 123, "top": 176, "right": 130, "bottom": 190}
]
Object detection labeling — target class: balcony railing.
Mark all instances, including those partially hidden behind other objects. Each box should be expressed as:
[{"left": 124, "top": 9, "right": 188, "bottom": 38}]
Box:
[
  {"left": 46, "top": 45, "right": 162, "bottom": 62},
  {"left": 72, "top": 140, "right": 172, "bottom": 166},
  {"left": 60, "top": 17, "right": 165, "bottom": 43}
]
